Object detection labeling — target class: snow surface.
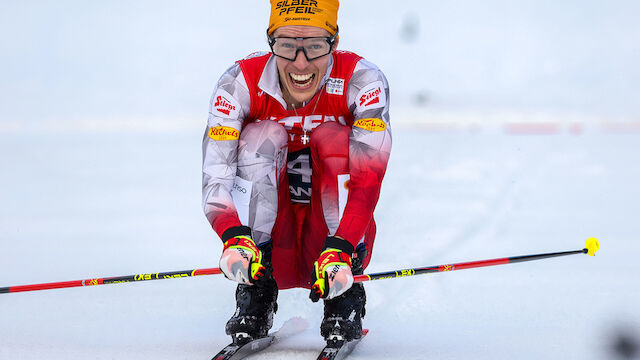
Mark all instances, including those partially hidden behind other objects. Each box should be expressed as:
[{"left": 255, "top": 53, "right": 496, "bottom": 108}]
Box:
[{"left": 1, "top": 126, "right": 639, "bottom": 359}]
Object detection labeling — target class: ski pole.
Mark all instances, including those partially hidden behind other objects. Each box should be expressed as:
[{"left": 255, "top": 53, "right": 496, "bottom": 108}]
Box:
[
  {"left": 353, "top": 237, "right": 599, "bottom": 283},
  {"left": 0, "top": 267, "right": 222, "bottom": 294},
  {"left": 1, "top": 238, "right": 599, "bottom": 294}
]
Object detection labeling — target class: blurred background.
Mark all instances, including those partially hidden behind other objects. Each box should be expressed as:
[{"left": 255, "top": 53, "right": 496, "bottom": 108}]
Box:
[
  {"left": 1, "top": 0, "right": 639, "bottom": 129},
  {"left": 1, "top": 1, "right": 639, "bottom": 359}
]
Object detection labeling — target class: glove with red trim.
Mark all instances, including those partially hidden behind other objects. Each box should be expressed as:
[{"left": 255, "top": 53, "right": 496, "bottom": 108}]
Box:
[
  {"left": 309, "top": 236, "right": 354, "bottom": 302},
  {"left": 219, "top": 226, "right": 267, "bottom": 285}
]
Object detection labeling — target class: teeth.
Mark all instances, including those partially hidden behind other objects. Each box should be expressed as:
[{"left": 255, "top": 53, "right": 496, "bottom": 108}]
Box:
[
  {"left": 289, "top": 73, "right": 315, "bottom": 88},
  {"left": 290, "top": 73, "right": 313, "bottom": 81}
]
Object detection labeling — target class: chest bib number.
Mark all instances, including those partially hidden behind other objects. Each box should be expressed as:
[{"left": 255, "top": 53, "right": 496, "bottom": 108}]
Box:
[{"left": 287, "top": 148, "right": 312, "bottom": 204}]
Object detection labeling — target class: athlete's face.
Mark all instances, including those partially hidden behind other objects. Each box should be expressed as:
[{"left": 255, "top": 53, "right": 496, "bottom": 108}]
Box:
[{"left": 272, "top": 25, "right": 338, "bottom": 108}]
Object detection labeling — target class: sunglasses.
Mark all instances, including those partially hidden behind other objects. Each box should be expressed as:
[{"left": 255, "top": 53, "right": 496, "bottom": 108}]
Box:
[{"left": 268, "top": 28, "right": 338, "bottom": 61}]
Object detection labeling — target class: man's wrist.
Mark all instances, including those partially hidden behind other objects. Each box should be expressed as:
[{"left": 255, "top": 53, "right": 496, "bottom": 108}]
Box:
[
  {"left": 322, "top": 236, "right": 354, "bottom": 255},
  {"left": 221, "top": 225, "right": 252, "bottom": 242}
]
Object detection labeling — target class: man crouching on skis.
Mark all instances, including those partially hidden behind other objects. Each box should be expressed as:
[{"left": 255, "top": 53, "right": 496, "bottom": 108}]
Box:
[{"left": 202, "top": 0, "right": 391, "bottom": 345}]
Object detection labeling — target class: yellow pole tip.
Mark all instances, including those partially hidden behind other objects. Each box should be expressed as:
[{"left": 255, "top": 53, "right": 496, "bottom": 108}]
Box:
[{"left": 585, "top": 237, "right": 600, "bottom": 256}]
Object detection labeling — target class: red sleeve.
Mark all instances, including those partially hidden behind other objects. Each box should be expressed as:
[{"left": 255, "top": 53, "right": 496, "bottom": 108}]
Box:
[
  {"left": 335, "top": 128, "right": 391, "bottom": 246},
  {"left": 334, "top": 60, "right": 392, "bottom": 247}
]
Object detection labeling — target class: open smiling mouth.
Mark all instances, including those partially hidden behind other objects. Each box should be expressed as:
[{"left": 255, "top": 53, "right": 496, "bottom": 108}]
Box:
[{"left": 289, "top": 73, "right": 315, "bottom": 89}]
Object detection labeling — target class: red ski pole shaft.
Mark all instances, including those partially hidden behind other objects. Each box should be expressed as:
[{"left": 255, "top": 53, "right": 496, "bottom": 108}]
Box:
[
  {"left": 1, "top": 238, "right": 599, "bottom": 294},
  {"left": 0, "top": 267, "right": 221, "bottom": 294},
  {"left": 354, "top": 237, "right": 600, "bottom": 283}
]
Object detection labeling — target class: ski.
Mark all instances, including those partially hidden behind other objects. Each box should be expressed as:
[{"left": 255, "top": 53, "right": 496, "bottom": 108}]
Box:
[
  {"left": 316, "top": 329, "right": 368, "bottom": 360},
  {"left": 211, "top": 317, "right": 308, "bottom": 360},
  {"left": 211, "top": 335, "right": 274, "bottom": 360}
]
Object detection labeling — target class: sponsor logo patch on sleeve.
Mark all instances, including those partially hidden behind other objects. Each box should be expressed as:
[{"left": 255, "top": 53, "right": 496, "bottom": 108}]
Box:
[
  {"left": 356, "top": 80, "right": 386, "bottom": 112},
  {"left": 208, "top": 126, "right": 240, "bottom": 141},
  {"left": 326, "top": 77, "right": 345, "bottom": 95},
  {"left": 211, "top": 89, "right": 241, "bottom": 119},
  {"left": 353, "top": 118, "right": 387, "bottom": 132}
]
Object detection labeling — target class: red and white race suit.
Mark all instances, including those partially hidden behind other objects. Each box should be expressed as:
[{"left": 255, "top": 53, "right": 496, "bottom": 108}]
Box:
[{"left": 202, "top": 50, "right": 391, "bottom": 289}]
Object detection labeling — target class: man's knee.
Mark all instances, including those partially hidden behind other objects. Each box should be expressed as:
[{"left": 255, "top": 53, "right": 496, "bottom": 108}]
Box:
[
  {"left": 235, "top": 121, "right": 288, "bottom": 245},
  {"left": 309, "top": 121, "right": 349, "bottom": 158},
  {"left": 239, "top": 120, "right": 288, "bottom": 160},
  {"left": 237, "top": 120, "right": 288, "bottom": 183}
]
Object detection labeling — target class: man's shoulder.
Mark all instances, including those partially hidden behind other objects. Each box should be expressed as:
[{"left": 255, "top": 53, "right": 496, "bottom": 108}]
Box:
[
  {"left": 232, "top": 52, "right": 272, "bottom": 84},
  {"left": 215, "top": 52, "right": 271, "bottom": 89},
  {"left": 332, "top": 50, "right": 386, "bottom": 82},
  {"left": 349, "top": 56, "right": 388, "bottom": 92},
  {"left": 353, "top": 58, "right": 384, "bottom": 77},
  {"left": 235, "top": 51, "right": 272, "bottom": 65},
  {"left": 343, "top": 53, "right": 389, "bottom": 113},
  {"left": 333, "top": 50, "right": 362, "bottom": 61}
]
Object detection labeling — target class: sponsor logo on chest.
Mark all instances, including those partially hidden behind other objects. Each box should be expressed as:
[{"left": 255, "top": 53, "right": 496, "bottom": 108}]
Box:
[
  {"left": 263, "top": 115, "right": 346, "bottom": 142},
  {"left": 326, "top": 77, "right": 345, "bottom": 95}
]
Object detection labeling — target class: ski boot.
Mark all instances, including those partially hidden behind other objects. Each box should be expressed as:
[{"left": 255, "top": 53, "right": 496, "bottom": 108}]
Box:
[
  {"left": 225, "top": 242, "right": 278, "bottom": 345},
  {"left": 320, "top": 244, "right": 367, "bottom": 343}
]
